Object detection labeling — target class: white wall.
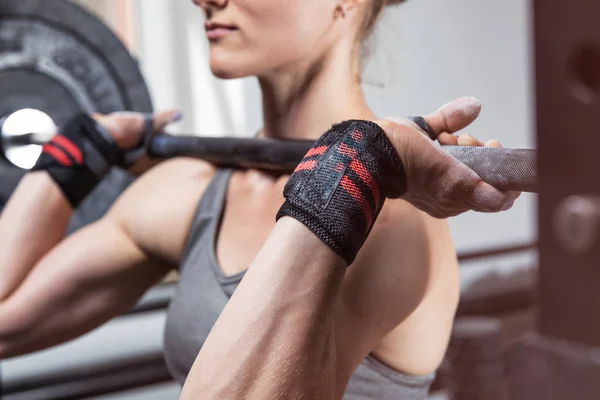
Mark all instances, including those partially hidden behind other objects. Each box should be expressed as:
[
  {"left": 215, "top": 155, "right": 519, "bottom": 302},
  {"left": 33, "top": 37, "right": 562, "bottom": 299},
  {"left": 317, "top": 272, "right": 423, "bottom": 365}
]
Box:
[
  {"left": 133, "top": 0, "right": 252, "bottom": 136},
  {"left": 367, "top": 0, "right": 537, "bottom": 252},
  {"left": 361, "top": 0, "right": 538, "bottom": 297}
]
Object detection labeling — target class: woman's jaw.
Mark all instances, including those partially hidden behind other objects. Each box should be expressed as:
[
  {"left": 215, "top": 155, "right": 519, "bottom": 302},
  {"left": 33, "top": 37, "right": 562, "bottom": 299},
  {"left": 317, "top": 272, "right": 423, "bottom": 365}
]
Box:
[{"left": 196, "top": 0, "right": 375, "bottom": 140}]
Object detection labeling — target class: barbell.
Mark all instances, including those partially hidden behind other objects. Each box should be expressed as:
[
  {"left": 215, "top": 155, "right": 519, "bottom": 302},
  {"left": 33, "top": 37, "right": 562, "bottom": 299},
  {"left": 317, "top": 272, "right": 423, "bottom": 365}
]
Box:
[{"left": 0, "top": 108, "right": 537, "bottom": 193}]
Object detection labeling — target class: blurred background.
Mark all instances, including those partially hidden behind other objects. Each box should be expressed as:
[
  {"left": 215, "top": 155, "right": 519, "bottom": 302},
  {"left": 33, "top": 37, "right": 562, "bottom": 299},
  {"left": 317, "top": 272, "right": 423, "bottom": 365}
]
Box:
[{"left": 1, "top": 0, "right": 537, "bottom": 399}]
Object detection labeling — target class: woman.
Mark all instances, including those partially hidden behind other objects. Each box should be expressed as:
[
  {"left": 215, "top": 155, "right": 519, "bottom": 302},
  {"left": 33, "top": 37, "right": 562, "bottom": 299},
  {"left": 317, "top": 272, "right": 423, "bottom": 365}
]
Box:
[
  {"left": 177, "top": 113, "right": 517, "bottom": 400},
  {"left": 0, "top": 0, "right": 518, "bottom": 398}
]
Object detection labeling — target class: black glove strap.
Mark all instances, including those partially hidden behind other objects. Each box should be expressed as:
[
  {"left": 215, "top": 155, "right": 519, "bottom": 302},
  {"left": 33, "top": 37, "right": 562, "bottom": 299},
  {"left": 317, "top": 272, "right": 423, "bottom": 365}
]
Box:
[
  {"left": 276, "top": 120, "right": 406, "bottom": 265},
  {"left": 31, "top": 114, "right": 126, "bottom": 207}
]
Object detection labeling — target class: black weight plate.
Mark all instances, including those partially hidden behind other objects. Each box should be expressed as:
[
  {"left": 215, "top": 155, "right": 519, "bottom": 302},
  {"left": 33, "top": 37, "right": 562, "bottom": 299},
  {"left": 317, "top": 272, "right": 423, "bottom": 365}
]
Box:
[
  {"left": 0, "top": 0, "right": 153, "bottom": 125},
  {"left": 0, "top": 161, "right": 25, "bottom": 212},
  {"left": 0, "top": 0, "right": 151, "bottom": 227}
]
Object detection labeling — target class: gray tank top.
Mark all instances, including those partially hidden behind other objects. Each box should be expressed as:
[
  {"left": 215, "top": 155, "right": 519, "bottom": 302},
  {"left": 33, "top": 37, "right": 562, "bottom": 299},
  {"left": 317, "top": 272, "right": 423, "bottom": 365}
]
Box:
[{"left": 164, "top": 169, "right": 434, "bottom": 399}]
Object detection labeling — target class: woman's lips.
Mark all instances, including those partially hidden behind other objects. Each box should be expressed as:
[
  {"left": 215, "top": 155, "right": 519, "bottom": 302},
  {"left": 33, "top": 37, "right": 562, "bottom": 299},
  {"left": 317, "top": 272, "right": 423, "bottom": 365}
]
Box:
[{"left": 205, "top": 22, "right": 238, "bottom": 40}]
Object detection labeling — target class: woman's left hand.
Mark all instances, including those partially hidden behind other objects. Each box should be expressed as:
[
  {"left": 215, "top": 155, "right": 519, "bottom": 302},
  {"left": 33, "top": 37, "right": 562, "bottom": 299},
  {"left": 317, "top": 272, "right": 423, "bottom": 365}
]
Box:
[
  {"left": 375, "top": 97, "right": 522, "bottom": 218},
  {"left": 437, "top": 131, "right": 522, "bottom": 205}
]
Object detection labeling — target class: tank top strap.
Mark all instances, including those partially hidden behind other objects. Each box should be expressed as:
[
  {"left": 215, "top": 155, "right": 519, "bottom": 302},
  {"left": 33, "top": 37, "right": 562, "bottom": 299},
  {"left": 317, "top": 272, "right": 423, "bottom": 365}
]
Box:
[{"left": 179, "top": 168, "right": 233, "bottom": 269}]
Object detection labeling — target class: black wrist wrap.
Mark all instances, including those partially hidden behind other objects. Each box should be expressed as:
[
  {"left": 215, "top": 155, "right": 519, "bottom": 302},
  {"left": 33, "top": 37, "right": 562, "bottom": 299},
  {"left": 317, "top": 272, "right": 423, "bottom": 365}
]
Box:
[
  {"left": 276, "top": 120, "right": 407, "bottom": 265},
  {"left": 31, "top": 114, "right": 124, "bottom": 207}
]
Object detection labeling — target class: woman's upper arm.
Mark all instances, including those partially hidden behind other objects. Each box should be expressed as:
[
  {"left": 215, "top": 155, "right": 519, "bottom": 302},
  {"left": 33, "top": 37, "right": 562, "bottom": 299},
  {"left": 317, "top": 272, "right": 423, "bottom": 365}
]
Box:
[
  {"left": 334, "top": 201, "right": 458, "bottom": 382},
  {"left": 0, "top": 158, "right": 214, "bottom": 358},
  {"left": 0, "top": 217, "right": 168, "bottom": 358}
]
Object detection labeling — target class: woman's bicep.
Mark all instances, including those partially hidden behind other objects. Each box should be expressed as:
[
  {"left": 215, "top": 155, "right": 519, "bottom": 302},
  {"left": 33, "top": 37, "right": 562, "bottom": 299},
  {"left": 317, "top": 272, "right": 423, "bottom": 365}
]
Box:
[
  {"left": 0, "top": 219, "right": 168, "bottom": 359},
  {"left": 333, "top": 203, "right": 436, "bottom": 384},
  {"left": 335, "top": 208, "right": 459, "bottom": 384}
]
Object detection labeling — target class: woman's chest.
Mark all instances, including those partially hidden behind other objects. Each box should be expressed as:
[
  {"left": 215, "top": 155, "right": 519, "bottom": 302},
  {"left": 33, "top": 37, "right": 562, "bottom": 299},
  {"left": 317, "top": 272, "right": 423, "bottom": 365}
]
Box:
[{"left": 216, "top": 172, "right": 287, "bottom": 277}]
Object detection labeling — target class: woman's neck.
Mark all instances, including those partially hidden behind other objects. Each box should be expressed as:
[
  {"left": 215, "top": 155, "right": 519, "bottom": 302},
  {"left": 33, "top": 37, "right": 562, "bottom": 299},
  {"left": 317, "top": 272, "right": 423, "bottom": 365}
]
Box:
[{"left": 257, "top": 50, "right": 375, "bottom": 141}]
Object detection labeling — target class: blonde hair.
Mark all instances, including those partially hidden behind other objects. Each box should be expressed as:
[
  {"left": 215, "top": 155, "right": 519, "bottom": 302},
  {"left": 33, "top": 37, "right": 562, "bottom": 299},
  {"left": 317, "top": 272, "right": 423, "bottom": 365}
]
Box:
[{"left": 361, "top": 0, "right": 406, "bottom": 42}]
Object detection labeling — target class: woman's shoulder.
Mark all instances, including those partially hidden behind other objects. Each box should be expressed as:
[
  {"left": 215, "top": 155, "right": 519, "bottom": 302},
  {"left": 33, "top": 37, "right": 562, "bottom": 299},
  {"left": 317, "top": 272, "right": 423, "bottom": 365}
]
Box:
[
  {"left": 376, "top": 199, "right": 430, "bottom": 231},
  {"left": 116, "top": 157, "right": 217, "bottom": 210},
  {"left": 145, "top": 157, "right": 217, "bottom": 182},
  {"left": 363, "top": 199, "right": 454, "bottom": 263},
  {"left": 365, "top": 199, "right": 457, "bottom": 281},
  {"left": 107, "top": 158, "right": 217, "bottom": 265},
  {"left": 378, "top": 199, "right": 451, "bottom": 234}
]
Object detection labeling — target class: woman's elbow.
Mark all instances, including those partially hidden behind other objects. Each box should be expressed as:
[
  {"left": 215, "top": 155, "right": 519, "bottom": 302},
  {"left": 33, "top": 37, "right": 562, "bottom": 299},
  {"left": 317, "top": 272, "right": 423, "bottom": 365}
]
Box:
[{"left": 0, "top": 303, "right": 34, "bottom": 360}]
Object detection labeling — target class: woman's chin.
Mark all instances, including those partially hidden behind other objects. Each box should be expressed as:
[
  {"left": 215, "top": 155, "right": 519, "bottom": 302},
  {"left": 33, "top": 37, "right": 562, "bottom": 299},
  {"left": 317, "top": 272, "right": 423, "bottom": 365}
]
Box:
[
  {"left": 209, "top": 58, "right": 250, "bottom": 80},
  {"left": 210, "top": 67, "right": 243, "bottom": 80}
]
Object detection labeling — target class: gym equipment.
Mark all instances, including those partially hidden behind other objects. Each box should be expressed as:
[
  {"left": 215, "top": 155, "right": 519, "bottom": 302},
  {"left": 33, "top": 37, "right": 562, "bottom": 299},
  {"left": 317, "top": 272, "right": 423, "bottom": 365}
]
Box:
[
  {"left": 0, "top": 0, "right": 152, "bottom": 126},
  {"left": 445, "top": 317, "right": 510, "bottom": 400},
  {"left": 0, "top": 0, "right": 151, "bottom": 226},
  {"left": 1, "top": 114, "right": 538, "bottom": 193},
  {"left": 507, "top": 0, "right": 600, "bottom": 399},
  {"left": 146, "top": 134, "right": 537, "bottom": 192}
]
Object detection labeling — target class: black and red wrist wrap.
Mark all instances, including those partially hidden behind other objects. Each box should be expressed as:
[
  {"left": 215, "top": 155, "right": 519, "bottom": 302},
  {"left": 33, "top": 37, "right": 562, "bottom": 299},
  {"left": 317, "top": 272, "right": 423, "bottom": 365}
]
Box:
[
  {"left": 276, "top": 120, "right": 407, "bottom": 265},
  {"left": 31, "top": 114, "right": 124, "bottom": 207}
]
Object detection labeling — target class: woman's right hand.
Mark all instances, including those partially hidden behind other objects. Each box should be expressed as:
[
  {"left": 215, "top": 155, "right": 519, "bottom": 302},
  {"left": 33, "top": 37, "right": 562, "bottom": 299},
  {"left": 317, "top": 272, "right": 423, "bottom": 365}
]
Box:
[
  {"left": 91, "top": 109, "right": 182, "bottom": 175},
  {"left": 376, "top": 97, "right": 520, "bottom": 219}
]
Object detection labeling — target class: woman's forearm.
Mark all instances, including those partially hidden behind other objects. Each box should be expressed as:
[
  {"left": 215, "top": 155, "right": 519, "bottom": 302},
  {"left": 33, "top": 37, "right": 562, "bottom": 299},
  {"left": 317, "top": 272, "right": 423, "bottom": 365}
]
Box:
[
  {"left": 180, "top": 120, "right": 410, "bottom": 400},
  {"left": 180, "top": 217, "right": 346, "bottom": 400},
  {"left": 0, "top": 173, "right": 72, "bottom": 302}
]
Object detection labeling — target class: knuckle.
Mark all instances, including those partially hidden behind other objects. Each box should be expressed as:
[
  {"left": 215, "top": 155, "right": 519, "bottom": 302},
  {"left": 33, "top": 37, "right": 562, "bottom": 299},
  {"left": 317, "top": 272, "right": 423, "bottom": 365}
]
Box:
[
  {"left": 494, "top": 202, "right": 505, "bottom": 213},
  {"left": 376, "top": 119, "right": 402, "bottom": 134}
]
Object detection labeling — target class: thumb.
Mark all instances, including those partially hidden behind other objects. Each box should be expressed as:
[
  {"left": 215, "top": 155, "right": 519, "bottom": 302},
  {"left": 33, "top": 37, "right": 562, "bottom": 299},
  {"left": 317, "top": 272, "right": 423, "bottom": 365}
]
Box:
[
  {"left": 421, "top": 97, "right": 482, "bottom": 140},
  {"left": 94, "top": 110, "right": 182, "bottom": 149},
  {"left": 109, "top": 109, "right": 182, "bottom": 136},
  {"left": 152, "top": 110, "right": 183, "bottom": 132}
]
